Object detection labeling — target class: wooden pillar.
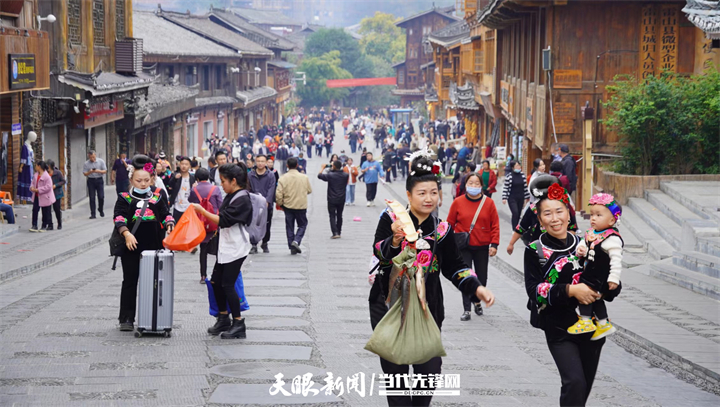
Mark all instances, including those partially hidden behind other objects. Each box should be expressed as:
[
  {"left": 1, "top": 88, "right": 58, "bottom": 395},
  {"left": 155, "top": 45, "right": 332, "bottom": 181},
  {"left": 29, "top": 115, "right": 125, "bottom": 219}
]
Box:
[{"left": 580, "top": 102, "right": 594, "bottom": 214}]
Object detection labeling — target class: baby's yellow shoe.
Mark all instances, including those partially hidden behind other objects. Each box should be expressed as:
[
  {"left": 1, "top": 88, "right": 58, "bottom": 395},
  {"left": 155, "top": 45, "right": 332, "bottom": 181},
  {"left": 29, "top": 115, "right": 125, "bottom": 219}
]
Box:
[
  {"left": 567, "top": 317, "right": 596, "bottom": 334},
  {"left": 591, "top": 320, "right": 617, "bottom": 341}
]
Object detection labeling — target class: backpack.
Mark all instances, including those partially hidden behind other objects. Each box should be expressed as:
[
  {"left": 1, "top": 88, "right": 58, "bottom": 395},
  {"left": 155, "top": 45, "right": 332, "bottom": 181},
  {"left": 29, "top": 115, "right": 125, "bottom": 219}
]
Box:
[
  {"left": 238, "top": 189, "right": 268, "bottom": 245},
  {"left": 308, "top": 134, "right": 314, "bottom": 145},
  {"left": 194, "top": 185, "right": 219, "bottom": 233}
]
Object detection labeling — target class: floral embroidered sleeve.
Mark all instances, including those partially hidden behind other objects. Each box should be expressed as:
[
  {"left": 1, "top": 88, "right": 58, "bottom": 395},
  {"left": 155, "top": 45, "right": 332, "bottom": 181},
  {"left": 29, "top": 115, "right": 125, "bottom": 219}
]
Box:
[
  {"left": 514, "top": 204, "right": 536, "bottom": 235},
  {"left": 156, "top": 189, "right": 175, "bottom": 228},
  {"left": 113, "top": 193, "right": 132, "bottom": 235},
  {"left": 372, "top": 211, "right": 401, "bottom": 267}
]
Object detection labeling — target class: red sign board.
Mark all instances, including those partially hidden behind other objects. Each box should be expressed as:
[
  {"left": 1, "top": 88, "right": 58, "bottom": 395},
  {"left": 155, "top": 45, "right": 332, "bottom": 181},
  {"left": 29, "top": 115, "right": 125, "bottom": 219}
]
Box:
[{"left": 73, "top": 101, "right": 124, "bottom": 129}]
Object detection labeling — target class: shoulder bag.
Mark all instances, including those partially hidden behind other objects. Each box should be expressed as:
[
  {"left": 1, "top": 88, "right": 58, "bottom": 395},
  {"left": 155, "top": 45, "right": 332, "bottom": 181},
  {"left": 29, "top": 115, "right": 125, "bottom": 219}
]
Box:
[
  {"left": 453, "top": 196, "right": 486, "bottom": 251},
  {"left": 110, "top": 199, "right": 149, "bottom": 270}
]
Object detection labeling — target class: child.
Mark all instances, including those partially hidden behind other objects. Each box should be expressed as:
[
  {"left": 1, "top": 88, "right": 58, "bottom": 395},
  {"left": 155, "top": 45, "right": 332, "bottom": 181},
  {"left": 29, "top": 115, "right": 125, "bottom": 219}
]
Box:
[{"left": 568, "top": 193, "right": 623, "bottom": 340}]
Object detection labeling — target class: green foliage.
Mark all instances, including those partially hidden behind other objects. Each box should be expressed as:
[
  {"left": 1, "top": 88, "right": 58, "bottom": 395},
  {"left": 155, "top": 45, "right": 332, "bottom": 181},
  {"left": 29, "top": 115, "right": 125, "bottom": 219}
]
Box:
[
  {"left": 305, "top": 28, "right": 373, "bottom": 78},
  {"left": 603, "top": 69, "right": 720, "bottom": 175},
  {"left": 296, "top": 51, "right": 352, "bottom": 107},
  {"left": 359, "top": 12, "right": 406, "bottom": 65},
  {"left": 353, "top": 55, "right": 400, "bottom": 107}
]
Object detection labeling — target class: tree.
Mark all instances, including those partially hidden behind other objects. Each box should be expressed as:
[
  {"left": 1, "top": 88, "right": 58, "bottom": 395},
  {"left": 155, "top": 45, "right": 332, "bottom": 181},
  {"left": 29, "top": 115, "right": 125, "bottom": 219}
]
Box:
[
  {"left": 305, "top": 28, "right": 373, "bottom": 79},
  {"left": 603, "top": 68, "right": 720, "bottom": 175},
  {"left": 296, "top": 51, "right": 352, "bottom": 107},
  {"left": 353, "top": 55, "right": 400, "bottom": 108},
  {"left": 358, "top": 12, "right": 406, "bottom": 65}
]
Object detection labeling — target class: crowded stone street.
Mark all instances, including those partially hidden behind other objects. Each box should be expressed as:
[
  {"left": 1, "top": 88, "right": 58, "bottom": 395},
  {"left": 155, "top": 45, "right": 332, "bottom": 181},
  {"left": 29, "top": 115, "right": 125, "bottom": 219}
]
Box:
[{"left": 0, "top": 124, "right": 718, "bottom": 406}]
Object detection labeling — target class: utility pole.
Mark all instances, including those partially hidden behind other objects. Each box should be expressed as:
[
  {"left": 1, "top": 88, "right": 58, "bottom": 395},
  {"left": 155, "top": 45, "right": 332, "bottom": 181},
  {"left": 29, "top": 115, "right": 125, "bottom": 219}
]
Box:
[{"left": 581, "top": 101, "right": 594, "bottom": 215}]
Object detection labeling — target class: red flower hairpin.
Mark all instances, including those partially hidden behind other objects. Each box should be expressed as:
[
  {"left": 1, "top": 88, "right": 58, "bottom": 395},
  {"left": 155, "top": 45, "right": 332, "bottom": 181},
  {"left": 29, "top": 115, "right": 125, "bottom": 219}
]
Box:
[
  {"left": 547, "top": 183, "right": 569, "bottom": 205},
  {"left": 143, "top": 163, "right": 154, "bottom": 173}
]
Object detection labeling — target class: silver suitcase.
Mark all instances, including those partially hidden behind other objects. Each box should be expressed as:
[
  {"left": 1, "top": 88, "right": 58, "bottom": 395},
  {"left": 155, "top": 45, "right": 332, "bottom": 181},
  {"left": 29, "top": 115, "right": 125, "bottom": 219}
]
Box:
[{"left": 136, "top": 250, "right": 174, "bottom": 338}]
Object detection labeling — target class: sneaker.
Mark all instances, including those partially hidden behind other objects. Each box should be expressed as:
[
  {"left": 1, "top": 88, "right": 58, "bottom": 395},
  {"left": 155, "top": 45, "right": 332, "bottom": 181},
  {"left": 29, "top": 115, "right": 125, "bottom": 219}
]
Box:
[
  {"left": 44, "top": 225, "right": 54, "bottom": 231},
  {"left": 591, "top": 320, "right": 617, "bottom": 341},
  {"left": 290, "top": 247, "right": 299, "bottom": 255},
  {"left": 291, "top": 241, "right": 302, "bottom": 254},
  {"left": 89, "top": 215, "right": 96, "bottom": 219},
  {"left": 473, "top": 302, "right": 483, "bottom": 316},
  {"left": 207, "top": 314, "right": 231, "bottom": 335},
  {"left": 261, "top": 244, "right": 269, "bottom": 253},
  {"left": 37, "top": 228, "right": 46, "bottom": 233},
  {"left": 567, "top": 317, "right": 597, "bottom": 334},
  {"left": 366, "top": 201, "right": 371, "bottom": 207},
  {"left": 249, "top": 245, "right": 258, "bottom": 255},
  {"left": 119, "top": 320, "right": 134, "bottom": 331},
  {"left": 29, "top": 226, "right": 39, "bottom": 232},
  {"left": 99, "top": 211, "right": 105, "bottom": 217},
  {"left": 371, "top": 201, "right": 376, "bottom": 207},
  {"left": 460, "top": 311, "right": 471, "bottom": 321}
]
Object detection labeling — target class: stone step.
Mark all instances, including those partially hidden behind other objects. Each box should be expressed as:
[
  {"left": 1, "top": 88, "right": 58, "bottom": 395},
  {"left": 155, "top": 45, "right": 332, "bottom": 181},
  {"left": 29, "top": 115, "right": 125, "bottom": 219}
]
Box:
[
  {"left": 650, "top": 260, "right": 720, "bottom": 300},
  {"left": 698, "top": 236, "right": 720, "bottom": 258},
  {"left": 673, "top": 251, "right": 720, "bottom": 279},
  {"left": 645, "top": 189, "right": 702, "bottom": 226},
  {"left": 620, "top": 205, "right": 674, "bottom": 260},
  {"left": 660, "top": 181, "right": 718, "bottom": 221},
  {"left": 628, "top": 197, "right": 681, "bottom": 249}
]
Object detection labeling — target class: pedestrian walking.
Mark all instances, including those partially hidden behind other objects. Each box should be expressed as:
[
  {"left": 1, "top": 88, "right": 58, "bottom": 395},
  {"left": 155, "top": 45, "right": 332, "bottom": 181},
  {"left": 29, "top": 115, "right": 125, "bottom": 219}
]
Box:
[
  {"left": 83, "top": 150, "right": 107, "bottom": 219},
  {"left": 383, "top": 147, "right": 397, "bottom": 183},
  {"left": 168, "top": 156, "right": 196, "bottom": 222},
  {"left": 275, "top": 158, "right": 312, "bottom": 255},
  {"left": 114, "top": 155, "right": 175, "bottom": 331},
  {"left": 447, "top": 173, "right": 500, "bottom": 321},
  {"left": 318, "top": 161, "right": 349, "bottom": 239},
  {"left": 479, "top": 160, "right": 498, "bottom": 198},
  {"left": 249, "top": 155, "right": 276, "bottom": 254},
  {"left": 344, "top": 158, "right": 359, "bottom": 206},
  {"left": 502, "top": 160, "right": 530, "bottom": 230},
  {"left": 47, "top": 160, "right": 65, "bottom": 230},
  {"left": 524, "top": 177, "right": 620, "bottom": 406},
  {"left": 111, "top": 153, "right": 129, "bottom": 195},
  {"left": 360, "top": 152, "right": 384, "bottom": 206},
  {"left": 192, "top": 163, "right": 253, "bottom": 339},
  {"left": 188, "top": 168, "right": 222, "bottom": 283},
  {"left": 558, "top": 144, "right": 578, "bottom": 194},
  {"left": 369, "top": 154, "right": 495, "bottom": 407},
  {"left": 29, "top": 160, "right": 56, "bottom": 232}
]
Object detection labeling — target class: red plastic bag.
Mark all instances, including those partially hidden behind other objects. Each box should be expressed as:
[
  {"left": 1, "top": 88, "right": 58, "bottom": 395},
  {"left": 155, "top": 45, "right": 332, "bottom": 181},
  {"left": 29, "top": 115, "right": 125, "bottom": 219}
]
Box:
[{"left": 163, "top": 205, "right": 206, "bottom": 251}]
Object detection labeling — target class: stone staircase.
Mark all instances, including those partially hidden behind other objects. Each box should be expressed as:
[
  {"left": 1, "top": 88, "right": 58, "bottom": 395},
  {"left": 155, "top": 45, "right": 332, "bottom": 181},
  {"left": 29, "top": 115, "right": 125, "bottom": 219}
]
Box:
[{"left": 622, "top": 181, "right": 720, "bottom": 300}]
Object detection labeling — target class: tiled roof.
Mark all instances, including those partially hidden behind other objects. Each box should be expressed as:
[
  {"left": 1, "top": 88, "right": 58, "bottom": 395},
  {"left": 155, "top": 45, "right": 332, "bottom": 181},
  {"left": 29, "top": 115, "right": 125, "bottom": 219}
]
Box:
[
  {"left": 396, "top": 6, "right": 458, "bottom": 27},
  {"left": 209, "top": 9, "right": 296, "bottom": 51},
  {"left": 683, "top": 0, "right": 720, "bottom": 39},
  {"left": 427, "top": 20, "right": 471, "bottom": 49},
  {"left": 229, "top": 7, "right": 302, "bottom": 27},
  {"left": 236, "top": 86, "right": 277, "bottom": 106},
  {"left": 196, "top": 96, "right": 238, "bottom": 107},
  {"left": 267, "top": 59, "right": 296, "bottom": 69},
  {"left": 136, "top": 83, "right": 198, "bottom": 116},
  {"left": 133, "top": 11, "right": 238, "bottom": 58},
  {"left": 58, "top": 71, "right": 153, "bottom": 96},
  {"left": 161, "top": 12, "right": 273, "bottom": 56},
  {"left": 391, "top": 88, "right": 424, "bottom": 96},
  {"left": 392, "top": 60, "right": 406, "bottom": 68}
]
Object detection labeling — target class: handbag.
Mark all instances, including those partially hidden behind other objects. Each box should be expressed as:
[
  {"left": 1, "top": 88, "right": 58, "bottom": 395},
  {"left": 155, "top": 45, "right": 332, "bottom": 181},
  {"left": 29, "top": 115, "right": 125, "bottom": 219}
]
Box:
[
  {"left": 206, "top": 231, "right": 219, "bottom": 255},
  {"left": 109, "top": 199, "right": 149, "bottom": 270},
  {"left": 453, "top": 195, "right": 486, "bottom": 251}
]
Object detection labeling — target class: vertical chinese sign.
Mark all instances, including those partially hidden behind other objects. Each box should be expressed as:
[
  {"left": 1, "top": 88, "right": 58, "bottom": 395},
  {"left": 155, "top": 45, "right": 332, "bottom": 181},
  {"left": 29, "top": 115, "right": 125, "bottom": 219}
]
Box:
[
  {"left": 659, "top": 5, "right": 678, "bottom": 72},
  {"left": 640, "top": 5, "right": 658, "bottom": 79}
]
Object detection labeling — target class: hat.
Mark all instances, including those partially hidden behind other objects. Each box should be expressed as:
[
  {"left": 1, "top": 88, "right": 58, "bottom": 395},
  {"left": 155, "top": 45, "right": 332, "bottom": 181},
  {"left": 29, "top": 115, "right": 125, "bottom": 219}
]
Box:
[
  {"left": 559, "top": 144, "right": 570, "bottom": 153},
  {"left": 159, "top": 151, "right": 166, "bottom": 159}
]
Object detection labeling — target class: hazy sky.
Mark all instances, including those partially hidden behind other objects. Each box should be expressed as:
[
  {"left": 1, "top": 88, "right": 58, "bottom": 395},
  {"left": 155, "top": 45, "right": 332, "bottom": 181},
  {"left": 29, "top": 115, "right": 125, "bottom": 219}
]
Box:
[{"left": 133, "top": 0, "right": 456, "bottom": 27}]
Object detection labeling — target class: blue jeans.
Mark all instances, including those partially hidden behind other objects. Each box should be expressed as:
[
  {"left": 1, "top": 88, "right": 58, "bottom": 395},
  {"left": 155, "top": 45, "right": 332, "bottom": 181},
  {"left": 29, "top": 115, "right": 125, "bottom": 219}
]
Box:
[
  {"left": 345, "top": 185, "right": 356, "bottom": 204},
  {"left": 349, "top": 139, "right": 357, "bottom": 153},
  {"left": 0, "top": 203, "right": 15, "bottom": 224}
]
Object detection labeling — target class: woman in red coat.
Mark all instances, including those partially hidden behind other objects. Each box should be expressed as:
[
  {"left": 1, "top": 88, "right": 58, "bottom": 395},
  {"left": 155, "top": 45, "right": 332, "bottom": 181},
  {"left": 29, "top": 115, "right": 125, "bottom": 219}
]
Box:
[
  {"left": 479, "top": 159, "right": 498, "bottom": 198},
  {"left": 447, "top": 172, "right": 500, "bottom": 320},
  {"left": 29, "top": 160, "right": 56, "bottom": 232}
]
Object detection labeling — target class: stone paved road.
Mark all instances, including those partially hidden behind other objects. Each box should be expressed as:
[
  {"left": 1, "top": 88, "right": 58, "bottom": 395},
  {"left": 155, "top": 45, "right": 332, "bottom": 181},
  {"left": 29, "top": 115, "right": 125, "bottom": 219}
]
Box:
[{"left": 2, "top": 129, "right": 720, "bottom": 406}]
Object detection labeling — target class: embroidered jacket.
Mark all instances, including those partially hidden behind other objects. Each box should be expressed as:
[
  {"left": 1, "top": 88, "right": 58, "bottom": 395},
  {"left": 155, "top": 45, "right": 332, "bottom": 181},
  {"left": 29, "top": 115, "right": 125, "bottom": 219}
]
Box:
[
  {"left": 370, "top": 208, "right": 480, "bottom": 330},
  {"left": 113, "top": 188, "right": 174, "bottom": 253},
  {"left": 577, "top": 228, "right": 624, "bottom": 289}
]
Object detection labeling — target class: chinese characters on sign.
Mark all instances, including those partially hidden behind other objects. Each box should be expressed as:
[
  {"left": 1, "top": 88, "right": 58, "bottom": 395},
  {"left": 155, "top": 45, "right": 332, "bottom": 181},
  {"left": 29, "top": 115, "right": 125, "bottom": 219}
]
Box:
[
  {"left": 269, "top": 372, "right": 462, "bottom": 398},
  {"left": 552, "top": 70, "right": 582, "bottom": 89},
  {"left": 8, "top": 54, "right": 37, "bottom": 90},
  {"left": 526, "top": 96, "right": 534, "bottom": 137},
  {"left": 500, "top": 81, "right": 510, "bottom": 111},
  {"left": 640, "top": 5, "right": 658, "bottom": 79},
  {"left": 553, "top": 102, "right": 575, "bottom": 134},
  {"left": 659, "top": 5, "right": 678, "bottom": 72}
]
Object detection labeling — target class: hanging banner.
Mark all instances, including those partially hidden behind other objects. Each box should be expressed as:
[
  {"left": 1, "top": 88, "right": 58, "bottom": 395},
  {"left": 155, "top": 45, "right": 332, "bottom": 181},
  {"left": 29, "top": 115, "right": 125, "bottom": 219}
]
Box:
[{"left": 325, "top": 77, "right": 396, "bottom": 88}]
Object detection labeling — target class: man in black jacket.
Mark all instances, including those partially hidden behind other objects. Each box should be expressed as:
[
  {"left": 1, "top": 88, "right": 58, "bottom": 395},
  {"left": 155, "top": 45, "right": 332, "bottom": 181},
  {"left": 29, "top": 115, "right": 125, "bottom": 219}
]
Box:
[
  {"left": 249, "top": 155, "right": 276, "bottom": 254},
  {"left": 318, "top": 160, "right": 349, "bottom": 239},
  {"left": 558, "top": 144, "right": 577, "bottom": 193}
]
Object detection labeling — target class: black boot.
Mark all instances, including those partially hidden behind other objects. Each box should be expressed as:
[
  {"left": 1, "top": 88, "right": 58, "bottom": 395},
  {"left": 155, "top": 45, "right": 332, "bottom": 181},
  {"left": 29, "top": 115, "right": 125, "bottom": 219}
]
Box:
[
  {"left": 207, "top": 314, "right": 231, "bottom": 335},
  {"left": 220, "top": 317, "right": 246, "bottom": 339}
]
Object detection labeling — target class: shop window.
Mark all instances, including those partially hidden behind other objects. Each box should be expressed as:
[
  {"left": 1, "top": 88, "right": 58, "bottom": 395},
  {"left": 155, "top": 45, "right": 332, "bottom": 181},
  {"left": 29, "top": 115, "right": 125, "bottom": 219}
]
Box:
[
  {"left": 203, "top": 66, "right": 210, "bottom": 91},
  {"left": 216, "top": 66, "right": 222, "bottom": 89},
  {"left": 398, "top": 70, "right": 405, "bottom": 85},
  {"left": 185, "top": 66, "right": 196, "bottom": 86}
]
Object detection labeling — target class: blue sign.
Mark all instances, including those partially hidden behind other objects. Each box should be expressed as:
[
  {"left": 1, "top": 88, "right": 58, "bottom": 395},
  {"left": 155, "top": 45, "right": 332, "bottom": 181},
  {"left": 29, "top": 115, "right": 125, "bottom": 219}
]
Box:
[
  {"left": 12, "top": 60, "right": 18, "bottom": 80},
  {"left": 11, "top": 123, "right": 21, "bottom": 136}
]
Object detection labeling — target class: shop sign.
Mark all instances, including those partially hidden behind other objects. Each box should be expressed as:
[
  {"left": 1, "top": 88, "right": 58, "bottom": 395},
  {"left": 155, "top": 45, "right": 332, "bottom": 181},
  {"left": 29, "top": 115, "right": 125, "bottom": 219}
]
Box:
[
  {"left": 74, "top": 101, "right": 124, "bottom": 129},
  {"left": 553, "top": 102, "right": 576, "bottom": 134},
  {"left": 525, "top": 97, "right": 534, "bottom": 137},
  {"left": 500, "top": 81, "right": 509, "bottom": 111},
  {"left": 9, "top": 54, "right": 36, "bottom": 90},
  {"left": 11, "top": 123, "right": 22, "bottom": 135},
  {"left": 553, "top": 70, "right": 582, "bottom": 89}
]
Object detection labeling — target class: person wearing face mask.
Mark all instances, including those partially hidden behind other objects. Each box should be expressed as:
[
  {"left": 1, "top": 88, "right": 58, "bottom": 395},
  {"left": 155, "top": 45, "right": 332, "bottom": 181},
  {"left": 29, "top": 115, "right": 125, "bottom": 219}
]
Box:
[
  {"left": 502, "top": 160, "right": 530, "bottom": 230},
  {"left": 447, "top": 173, "right": 500, "bottom": 321},
  {"left": 113, "top": 155, "right": 175, "bottom": 331}
]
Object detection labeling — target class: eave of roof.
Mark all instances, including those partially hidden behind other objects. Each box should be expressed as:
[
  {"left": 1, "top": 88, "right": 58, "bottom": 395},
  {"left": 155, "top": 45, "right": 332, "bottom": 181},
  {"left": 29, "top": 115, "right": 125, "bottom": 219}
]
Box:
[
  {"left": 58, "top": 71, "right": 153, "bottom": 96},
  {"left": 396, "top": 6, "right": 459, "bottom": 27}
]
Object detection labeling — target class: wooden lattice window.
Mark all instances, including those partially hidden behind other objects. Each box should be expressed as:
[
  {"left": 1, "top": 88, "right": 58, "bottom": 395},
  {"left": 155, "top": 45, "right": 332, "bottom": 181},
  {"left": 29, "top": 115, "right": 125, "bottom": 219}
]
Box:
[
  {"left": 93, "top": 0, "right": 105, "bottom": 45},
  {"left": 116, "top": 0, "right": 126, "bottom": 39},
  {"left": 484, "top": 37, "right": 495, "bottom": 74},
  {"left": 68, "top": 0, "right": 82, "bottom": 45}
]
